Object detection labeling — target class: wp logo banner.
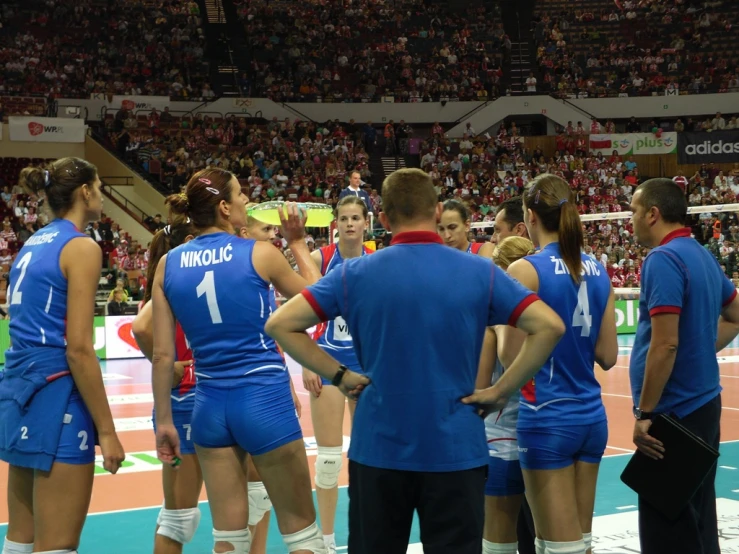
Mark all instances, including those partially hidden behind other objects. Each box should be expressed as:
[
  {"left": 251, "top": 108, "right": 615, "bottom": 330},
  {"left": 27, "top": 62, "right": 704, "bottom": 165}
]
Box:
[
  {"left": 589, "top": 133, "right": 677, "bottom": 155},
  {"left": 8, "top": 117, "right": 86, "bottom": 143},
  {"left": 677, "top": 131, "right": 739, "bottom": 163}
]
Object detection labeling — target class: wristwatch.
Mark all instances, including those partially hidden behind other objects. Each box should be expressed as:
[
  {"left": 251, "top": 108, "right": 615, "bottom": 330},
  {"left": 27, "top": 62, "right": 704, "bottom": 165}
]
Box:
[
  {"left": 331, "top": 365, "right": 349, "bottom": 387},
  {"left": 633, "top": 407, "right": 655, "bottom": 421}
]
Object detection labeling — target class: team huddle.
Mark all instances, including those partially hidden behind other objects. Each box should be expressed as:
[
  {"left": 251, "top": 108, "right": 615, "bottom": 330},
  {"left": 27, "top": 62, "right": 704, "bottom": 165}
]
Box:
[{"left": 0, "top": 158, "right": 730, "bottom": 554}]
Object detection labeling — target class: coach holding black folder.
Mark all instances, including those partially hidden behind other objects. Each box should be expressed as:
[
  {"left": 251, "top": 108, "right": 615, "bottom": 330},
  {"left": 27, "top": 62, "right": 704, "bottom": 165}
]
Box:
[{"left": 628, "top": 178, "right": 739, "bottom": 554}]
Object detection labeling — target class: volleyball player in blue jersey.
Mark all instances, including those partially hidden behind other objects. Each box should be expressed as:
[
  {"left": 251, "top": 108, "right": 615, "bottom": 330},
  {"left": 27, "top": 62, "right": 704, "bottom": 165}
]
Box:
[
  {"left": 132, "top": 203, "right": 200, "bottom": 554},
  {"left": 0, "top": 159, "right": 125, "bottom": 554},
  {"left": 438, "top": 200, "right": 495, "bottom": 257},
  {"left": 237, "top": 206, "right": 302, "bottom": 554},
  {"left": 151, "top": 168, "right": 338, "bottom": 554},
  {"left": 477, "top": 236, "right": 535, "bottom": 554},
  {"left": 466, "top": 174, "right": 618, "bottom": 554},
  {"left": 301, "top": 196, "right": 372, "bottom": 554}
]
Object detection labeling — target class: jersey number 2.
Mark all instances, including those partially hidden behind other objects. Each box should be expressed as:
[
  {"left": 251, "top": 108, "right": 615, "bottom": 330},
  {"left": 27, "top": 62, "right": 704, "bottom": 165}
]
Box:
[
  {"left": 10, "top": 252, "right": 33, "bottom": 305},
  {"left": 572, "top": 281, "right": 592, "bottom": 338},
  {"left": 196, "top": 271, "right": 223, "bottom": 324}
]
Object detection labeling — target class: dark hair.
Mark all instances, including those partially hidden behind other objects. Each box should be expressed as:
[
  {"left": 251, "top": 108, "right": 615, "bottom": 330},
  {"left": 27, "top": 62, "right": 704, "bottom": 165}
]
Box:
[
  {"left": 523, "top": 173, "right": 583, "bottom": 283},
  {"left": 336, "top": 195, "right": 369, "bottom": 218},
  {"left": 635, "top": 178, "right": 687, "bottom": 224},
  {"left": 442, "top": 199, "right": 470, "bottom": 222},
  {"left": 498, "top": 196, "right": 524, "bottom": 227},
  {"left": 143, "top": 195, "right": 197, "bottom": 303},
  {"left": 19, "top": 157, "right": 98, "bottom": 216},
  {"left": 169, "top": 168, "right": 236, "bottom": 229},
  {"left": 382, "top": 168, "right": 437, "bottom": 227}
]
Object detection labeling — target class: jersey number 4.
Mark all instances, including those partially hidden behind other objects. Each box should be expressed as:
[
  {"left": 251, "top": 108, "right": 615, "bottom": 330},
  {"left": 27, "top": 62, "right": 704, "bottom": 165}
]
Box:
[
  {"left": 572, "top": 281, "right": 592, "bottom": 338},
  {"left": 196, "top": 271, "right": 223, "bottom": 324}
]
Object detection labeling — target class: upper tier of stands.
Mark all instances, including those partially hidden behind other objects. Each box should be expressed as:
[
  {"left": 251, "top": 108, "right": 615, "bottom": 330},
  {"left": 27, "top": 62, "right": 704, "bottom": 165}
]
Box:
[
  {"left": 0, "top": 0, "right": 210, "bottom": 101},
  {"left": 221, "top": 0, "right": 504, "bottom": 102},
  {"left": 533, "top": 0, "right": 739, "bottom": 97}
]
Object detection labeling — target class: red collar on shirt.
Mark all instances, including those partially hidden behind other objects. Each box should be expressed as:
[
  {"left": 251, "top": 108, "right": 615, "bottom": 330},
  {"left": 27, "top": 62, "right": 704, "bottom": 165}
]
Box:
[
  {"left": 390, "top": 231, "right": 444, "bottom": 245},
  {"left": 659, "top": 227, "right": 692, "bottom": 246}
]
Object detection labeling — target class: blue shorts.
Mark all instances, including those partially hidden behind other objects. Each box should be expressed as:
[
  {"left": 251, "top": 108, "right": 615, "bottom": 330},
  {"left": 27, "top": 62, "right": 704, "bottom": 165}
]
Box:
[
  {"left": 191, "top": 381, "right": 302, "bottom": 455},
  {"left": 153, "top": 408, "right": 196, "bottom": 456},
  {"left": 56, "top": 392, "right": 96, "bottom": 465},
  {"left": 485, "top": 456, "right": 525, "bottom": 497},
  {"left": 517, "top": 420, "right": 608, "bottom": 471}
]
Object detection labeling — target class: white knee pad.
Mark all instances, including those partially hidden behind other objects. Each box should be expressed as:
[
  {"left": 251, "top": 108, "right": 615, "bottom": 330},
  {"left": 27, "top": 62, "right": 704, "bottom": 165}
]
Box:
[
  {"left": 212, "top": 528, "right": 252, "bottom": 554},
  {"left": 543, "top": 539, "right": 586, "bottom": 554},
  {"left": 248, "top": 481, "right": 273, "bottom": 526},
  {"left": 583, "top": 532, "right": 592, "bottom": 552},
  {"left": 283, "top": 521, "right": 327, "bottom": 553},
  {"left": 535, "top": 537, "right": 546, "bottom": 554},
  {"left": 2, "top": 539, "right": 33, "bottom": 554},
  {"left": 482, "top": 540, "right": 518, "bottom": 554},
  {"left": 156, "top": 505, "right": 202, "bottom": 544},
  {"left": 314, "top": 446, "right": 342, "bottom": 489}
]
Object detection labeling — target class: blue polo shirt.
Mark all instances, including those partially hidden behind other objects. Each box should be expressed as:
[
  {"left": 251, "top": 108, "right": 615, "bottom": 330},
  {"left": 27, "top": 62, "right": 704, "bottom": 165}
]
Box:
[
  {"left": 630, "top": 227, "right": 735, "bottom": 418},
  {"left": 302, "top": 231, "right": 539, "bottom": 472}
]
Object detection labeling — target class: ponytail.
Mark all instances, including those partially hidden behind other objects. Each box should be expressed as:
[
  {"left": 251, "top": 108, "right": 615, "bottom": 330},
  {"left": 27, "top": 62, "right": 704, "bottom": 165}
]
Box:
[
  {"left": 523, "top": 173, "right": 584, "bottom": 284},
  {"left": 557, "top": 200, "right": 584, "bottom": 283}
]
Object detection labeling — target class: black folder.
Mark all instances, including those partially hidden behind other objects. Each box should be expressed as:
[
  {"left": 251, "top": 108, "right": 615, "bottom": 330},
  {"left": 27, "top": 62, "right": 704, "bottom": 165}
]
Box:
[{"left": 620, "top": 413, "right": 720, "bottom": 521}]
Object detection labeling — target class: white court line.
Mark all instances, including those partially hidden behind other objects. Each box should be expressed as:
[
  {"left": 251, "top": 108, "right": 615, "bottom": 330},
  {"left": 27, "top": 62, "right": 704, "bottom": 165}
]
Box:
[
  {"left": 606, "top": 445, "right": 634, "bottom": 453},
  {"left": 616, "top": 505, "right": 637, "bottom": 510},
  {"left": 720, "top": 466, "right": 737, "bottom": 470},
  {"left": 602, "top": 392, "right": 632, "bottom": 399}
]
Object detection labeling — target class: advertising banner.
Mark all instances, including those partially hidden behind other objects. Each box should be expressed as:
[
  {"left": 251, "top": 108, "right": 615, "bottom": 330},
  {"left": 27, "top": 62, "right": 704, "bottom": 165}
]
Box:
[
  {"left": 615, "top": 299, "right": 638, "bottom": 334},
  {"left": 8, "top": 117, "right": 87, "bottom": 143},
  {"left": 677, "top": 130, "right": 739, "bottom": 164},
  {"left": 104, "top": 315, "right": 145, "bottom": 359},
  {"left": 588, "top": 133, "right": 677, "bottom": 155},
  {"left": 111, "top": 95, "right": 171, "bottom": 113}
]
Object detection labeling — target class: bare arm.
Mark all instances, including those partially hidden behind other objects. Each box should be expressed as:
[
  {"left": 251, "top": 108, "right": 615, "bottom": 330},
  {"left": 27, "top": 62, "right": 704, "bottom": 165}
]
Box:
[
  {"left": 638, "top": 314, "right": 679, "bottom": 413},
  {"left": 466, "top": 259, "right": 565, "bottom": 403},
  {"left": 254, "top": 242, "right": 319, "bottom": 299},
  {"left": 265, "top": 294, "right": 343, "bottom": 383},
  {"left": 475, "top": 328, "right": 497, "bottom": 389},
  {"left": 595, "top": 285, "right": 618, "bottom": 370},
  {"left": 62, "top": 238, "right": 116, "bottom": 436},
  {"left": 151, "top": 255, "right": 177, "bottom": 424},
  {"left": 717, "top": 295, "right": 739, "bottom": 351},
  {"left": 478, "top": 242, "right": 495, "bottom": 259},
  {"left": 132, "top": 301, "right": 153, "bottom": 361}
]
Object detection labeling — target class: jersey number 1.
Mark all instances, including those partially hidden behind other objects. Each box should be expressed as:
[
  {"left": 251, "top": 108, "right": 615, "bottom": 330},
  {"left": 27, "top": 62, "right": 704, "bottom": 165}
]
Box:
[
  {"left": 196, "top": 271, "right": 223, "bottom": 324},
  {"left": 572, "top": 281, "right": 592, "bottom": 337}
]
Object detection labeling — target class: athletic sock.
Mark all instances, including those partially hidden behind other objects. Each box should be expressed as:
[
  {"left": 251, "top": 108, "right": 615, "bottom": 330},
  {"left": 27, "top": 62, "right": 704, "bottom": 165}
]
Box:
[
  {"left": 323, "top": 533, "right": 335, "bottom": 547},
  {"left": 543, "top": 539, "right": 586, "bottom": 554},
  {"left": 482, "top": 539, "right": 518, "bottom": 553},
  {"left": 2, "top": 539, "right": 33, "bottom": 554}
]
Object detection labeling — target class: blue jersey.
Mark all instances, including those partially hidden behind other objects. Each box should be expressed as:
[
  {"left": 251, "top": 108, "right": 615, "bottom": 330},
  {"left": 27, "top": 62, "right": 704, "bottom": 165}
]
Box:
[
  {"left": 8, "top": 219, "right": 87, "bottom": 351},
  {"left": 313, "top": 243, "right": 372, "bottom": 371},
  {"left": 630, "top": 228, "right": 731, "bottom": 418},
  {"left": 304, "top": 231, "right": 538, "bottom": 472},
  {"left": 163, "top": 233, "right": 287, "bottom": 388},
  {"left": 518, "top": 243, "right": 611, "bottom": 428}
]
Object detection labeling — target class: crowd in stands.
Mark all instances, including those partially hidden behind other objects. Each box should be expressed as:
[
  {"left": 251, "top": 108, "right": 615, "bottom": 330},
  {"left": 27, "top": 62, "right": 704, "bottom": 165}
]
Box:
[
  {"left": 533, "top": 0, "right": 739, "bottom": 98},
  {"left": 101, "top": 110, "right": 388, "bottom": 215},
  {"left": 0, "top": 157, "right": 148, "bottom": 310},
  {"left": 0, "top": 0, "right": 210, "bottom": 101},
  {"left": 234, "top": 0, "right": 506, "bottom": 102}
]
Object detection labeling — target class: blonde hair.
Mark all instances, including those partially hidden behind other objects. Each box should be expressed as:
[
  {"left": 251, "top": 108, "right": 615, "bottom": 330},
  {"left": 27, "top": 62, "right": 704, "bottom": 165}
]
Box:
[{"left": 493, "top": 236, "right": 535, "bottom": 270}]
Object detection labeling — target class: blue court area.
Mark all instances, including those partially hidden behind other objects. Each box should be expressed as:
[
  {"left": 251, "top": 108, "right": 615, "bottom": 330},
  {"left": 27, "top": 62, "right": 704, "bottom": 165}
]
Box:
[{"left": 1, "top": 443, "right": 735, "bottom": 553}]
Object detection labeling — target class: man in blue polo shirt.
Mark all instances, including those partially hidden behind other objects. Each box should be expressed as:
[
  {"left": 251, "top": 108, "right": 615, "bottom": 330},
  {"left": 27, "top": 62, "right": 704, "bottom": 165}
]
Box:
[
  {"left": 629, "top": 178, "right": 739, "bottom": 554},
  {"left": 266, "top": 168, "right": 565, "bottom": 554}
]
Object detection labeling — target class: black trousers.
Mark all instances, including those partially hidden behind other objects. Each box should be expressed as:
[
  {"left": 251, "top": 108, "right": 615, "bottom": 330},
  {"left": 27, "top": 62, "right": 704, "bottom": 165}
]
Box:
[
  {"left": 348, "top": 461, "right": 486, "bottom": 554},
  {"left": 639, "top": 394, "right": 722, "bottom": 554}
]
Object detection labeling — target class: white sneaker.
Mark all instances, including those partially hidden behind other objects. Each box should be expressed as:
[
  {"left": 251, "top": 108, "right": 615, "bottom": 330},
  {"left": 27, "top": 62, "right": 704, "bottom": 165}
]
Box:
[{"left": 326, "top": 544, "right": 337, "bottom": 554}]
